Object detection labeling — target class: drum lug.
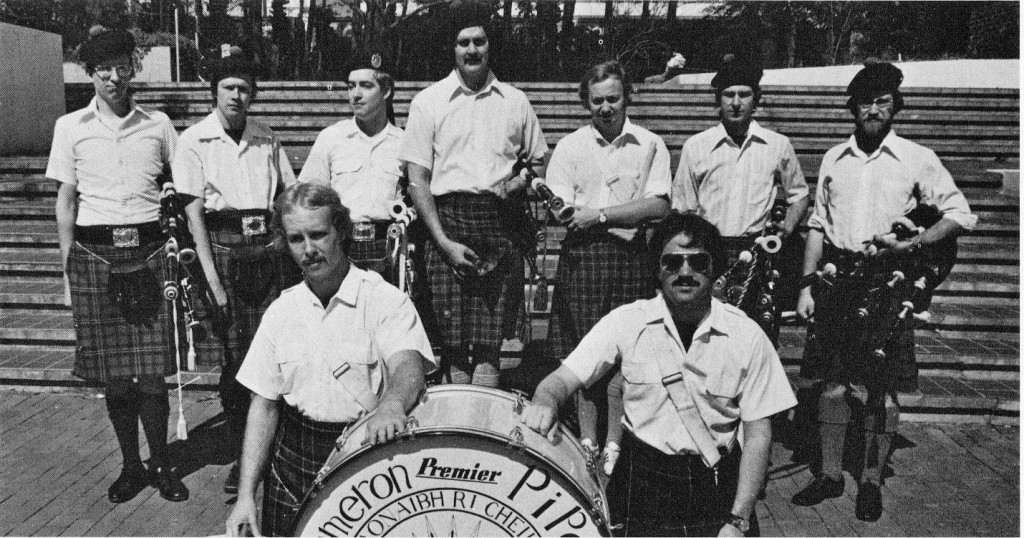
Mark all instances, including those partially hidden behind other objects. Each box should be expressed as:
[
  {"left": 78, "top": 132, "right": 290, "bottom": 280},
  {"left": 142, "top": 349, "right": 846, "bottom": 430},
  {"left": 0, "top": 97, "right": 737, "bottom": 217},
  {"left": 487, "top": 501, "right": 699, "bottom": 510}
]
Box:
[
  {"left": 401, "top": 415, "right": 420, "bottom": 439},
  {"left": 511, "top": 389, "right": 527, "bottom": 415},
  {"left": 507, "top": 426, "right": 525, "bottom": 451}
]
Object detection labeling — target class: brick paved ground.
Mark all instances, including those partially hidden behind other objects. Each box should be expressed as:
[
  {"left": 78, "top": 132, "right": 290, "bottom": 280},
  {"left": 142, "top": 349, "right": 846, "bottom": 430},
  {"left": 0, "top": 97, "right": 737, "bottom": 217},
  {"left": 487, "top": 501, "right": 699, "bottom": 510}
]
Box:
[{"left": 0, "top": 388, "right": 1018, "bottom": 537}]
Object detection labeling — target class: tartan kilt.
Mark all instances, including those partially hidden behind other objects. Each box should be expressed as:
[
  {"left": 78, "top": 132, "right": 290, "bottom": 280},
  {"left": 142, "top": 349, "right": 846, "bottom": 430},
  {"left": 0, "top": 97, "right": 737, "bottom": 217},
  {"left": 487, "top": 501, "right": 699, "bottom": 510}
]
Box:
[
  {"left": 424, "top": 193, "right": 526, "bottom": 349},
  {"left": 349, "top": 237, "right": 391, "bottom": 279},
  {"left": 192, "top": 229, "right": 282, "bottom": 369},
  {"left": 799, "top": 245, "right": 918, "bottom": 392},
  {"left": 67, "top": 240, "right": 177, "bottom": 382},
  {"left": 549, "top": 234, "right": 654, "bottom": 361},
  {"left": 263, "top": 404, "right": 351, "bottom": 537}
]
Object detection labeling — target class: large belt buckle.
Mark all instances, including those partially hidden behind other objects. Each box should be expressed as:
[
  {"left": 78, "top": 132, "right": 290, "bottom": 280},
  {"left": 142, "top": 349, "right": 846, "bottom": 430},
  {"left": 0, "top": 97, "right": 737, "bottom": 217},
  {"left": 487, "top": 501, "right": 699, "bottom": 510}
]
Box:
[
  {"left": 241, "top": 215, "right": 267, "bottom": 237},
  {"left": 112, "top": 227, "right": 140, "bottom": 248},
  {"left": 352, "top": 222, "right": 375, "bottom": 242}
]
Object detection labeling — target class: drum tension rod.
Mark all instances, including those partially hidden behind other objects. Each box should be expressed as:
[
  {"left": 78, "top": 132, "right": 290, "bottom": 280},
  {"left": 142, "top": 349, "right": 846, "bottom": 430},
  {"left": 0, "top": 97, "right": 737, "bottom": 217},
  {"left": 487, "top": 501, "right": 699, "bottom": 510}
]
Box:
[
  {"left": 507, "top": 426, "right": 525, "bottom": 451},
  {"left": 511, "top": 389, "right": 528, "bottom": 415}
]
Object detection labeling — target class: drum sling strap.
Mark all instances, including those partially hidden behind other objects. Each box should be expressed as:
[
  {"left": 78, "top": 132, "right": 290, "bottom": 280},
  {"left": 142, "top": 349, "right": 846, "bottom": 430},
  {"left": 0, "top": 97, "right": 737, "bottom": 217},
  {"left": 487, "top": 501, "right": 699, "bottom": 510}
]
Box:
[{"left": 650, "top": 339, "right": 723, "bottom": 468}]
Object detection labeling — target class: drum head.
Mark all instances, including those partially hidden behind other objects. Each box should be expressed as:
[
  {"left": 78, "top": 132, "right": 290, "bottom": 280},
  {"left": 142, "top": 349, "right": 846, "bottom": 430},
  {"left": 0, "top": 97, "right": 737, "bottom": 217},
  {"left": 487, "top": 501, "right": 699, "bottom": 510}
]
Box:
[{"left": 293, "top": 430, "right": 608, "bottom": 536}]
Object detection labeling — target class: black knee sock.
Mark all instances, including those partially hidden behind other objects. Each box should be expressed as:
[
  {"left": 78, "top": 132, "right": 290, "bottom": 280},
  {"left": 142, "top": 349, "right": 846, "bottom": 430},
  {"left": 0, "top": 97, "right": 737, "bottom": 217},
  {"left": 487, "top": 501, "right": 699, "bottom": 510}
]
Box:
[
  {"left": 105, "top": 391, "right": 143, "bottom": 471},
  {"left": 138, "top": 391, "right": 171, "bottom": 469}
]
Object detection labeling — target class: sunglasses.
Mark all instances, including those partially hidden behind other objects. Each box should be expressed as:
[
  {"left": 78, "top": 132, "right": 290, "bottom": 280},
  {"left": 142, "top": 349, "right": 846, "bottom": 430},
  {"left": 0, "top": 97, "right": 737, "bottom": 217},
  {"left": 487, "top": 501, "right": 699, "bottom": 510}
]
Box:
[
  {"left": 660, "top": 252, "right": 712, "bottom": 274},
  {"left": 857, "top": 96, "right": 894, "bottom": 110},
  {"left": 94, "top": 64, "right": 133, "bottom": 79}
]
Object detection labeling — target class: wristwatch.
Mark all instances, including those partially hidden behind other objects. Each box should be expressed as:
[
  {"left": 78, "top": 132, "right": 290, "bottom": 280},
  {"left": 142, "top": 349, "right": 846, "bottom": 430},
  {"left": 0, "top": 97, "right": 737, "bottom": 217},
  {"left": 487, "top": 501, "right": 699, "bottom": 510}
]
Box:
[
  {"left": 598, "top": 209, "right": 608, "bottom": 224},
  {"left": 724, "top": 513, "right": 750, "bottom": 533}
]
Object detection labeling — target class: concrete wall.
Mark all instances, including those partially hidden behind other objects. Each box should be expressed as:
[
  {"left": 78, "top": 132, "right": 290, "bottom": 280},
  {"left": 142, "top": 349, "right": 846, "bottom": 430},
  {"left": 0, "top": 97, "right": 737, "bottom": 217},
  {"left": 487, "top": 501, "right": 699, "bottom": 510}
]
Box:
[{"left": 0, "top": 22, "right": 64, "bottom": 156}]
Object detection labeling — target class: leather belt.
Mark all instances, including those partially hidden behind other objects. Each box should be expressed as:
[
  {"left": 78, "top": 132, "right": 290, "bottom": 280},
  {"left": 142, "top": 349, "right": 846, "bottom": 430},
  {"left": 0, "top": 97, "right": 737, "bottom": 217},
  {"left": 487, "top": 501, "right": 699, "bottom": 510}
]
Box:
[
  {"left": 205, "top": 209, "right": 273, "bottom": 237},
  {"left": 74, "top": 222, "right": 164, "bottom": 247}
]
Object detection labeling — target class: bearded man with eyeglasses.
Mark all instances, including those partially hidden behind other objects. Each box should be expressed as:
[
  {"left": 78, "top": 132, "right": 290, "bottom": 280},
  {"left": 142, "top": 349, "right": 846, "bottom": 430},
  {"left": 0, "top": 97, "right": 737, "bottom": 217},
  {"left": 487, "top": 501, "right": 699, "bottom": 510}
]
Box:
[{"left": 521, "top": 213, "right": 796, "bottom": 537}]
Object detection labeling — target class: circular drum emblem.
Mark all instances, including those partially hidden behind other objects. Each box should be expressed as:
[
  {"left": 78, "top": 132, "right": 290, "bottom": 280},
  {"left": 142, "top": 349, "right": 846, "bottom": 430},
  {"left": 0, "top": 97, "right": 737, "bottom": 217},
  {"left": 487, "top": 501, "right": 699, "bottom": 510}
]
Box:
[{"left": 295, "top": 434, "right": 606, "bottom": 537}]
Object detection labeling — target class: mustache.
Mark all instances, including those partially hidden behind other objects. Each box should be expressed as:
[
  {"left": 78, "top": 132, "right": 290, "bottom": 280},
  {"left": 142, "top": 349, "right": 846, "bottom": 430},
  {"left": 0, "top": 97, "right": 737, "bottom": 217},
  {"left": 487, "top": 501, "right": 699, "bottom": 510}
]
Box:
[
  {"left": 302, "top": 255, "right": 326, "bottom": 266},
  {"left": 671, "top": 276, "right": 701, "bottom": 287}
]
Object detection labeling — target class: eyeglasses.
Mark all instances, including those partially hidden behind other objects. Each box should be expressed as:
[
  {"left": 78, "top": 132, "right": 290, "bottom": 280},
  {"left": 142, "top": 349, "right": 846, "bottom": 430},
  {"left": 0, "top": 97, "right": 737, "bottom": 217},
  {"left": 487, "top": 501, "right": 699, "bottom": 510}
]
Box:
[
  {"left": 857, "top": 96, "right": 894, "bottom": 110},
  {"left": 94, "top": 64, "right": 133, "bottom": 79},
  {"left": 660, "top": 252, "right": 712, "bottom": 274}
]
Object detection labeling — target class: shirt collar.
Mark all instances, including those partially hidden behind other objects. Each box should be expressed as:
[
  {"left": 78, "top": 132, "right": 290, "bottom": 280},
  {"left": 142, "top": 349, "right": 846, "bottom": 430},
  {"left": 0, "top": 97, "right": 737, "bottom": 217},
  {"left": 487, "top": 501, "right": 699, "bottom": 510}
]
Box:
[
  {"left": 642, "top": 294, "right": 730, "bottom": 342},
  {"left": 835, "top": 128, "right": 902, "bottom": 162},
  {"left": 446, "top": 70, "right": 503, "bottom": 100},
  {"left": 82, "top": 96, "right": 151, "bottom": 123},
  {"left": 588, "top": 117, "right": 641, "bottom": 147},
  {"left": 194, "top": 112, "right": 271, "bottom": 143},
  {"left": 299, "top": 265, "right": 366, "bottom": 308},
  {"left": 712, "top": 120, "right": 767, "bottom": 150},
  {"left": 339, "top": 118, "right": 402, "bottom": 142}
]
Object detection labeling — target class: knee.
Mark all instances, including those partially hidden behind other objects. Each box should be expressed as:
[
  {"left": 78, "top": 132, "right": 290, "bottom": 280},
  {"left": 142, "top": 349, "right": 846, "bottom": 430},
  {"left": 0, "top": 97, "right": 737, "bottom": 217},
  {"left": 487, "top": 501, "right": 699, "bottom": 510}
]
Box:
[{"left": 864, "top": 393, "right": 900, "bottom": 433}]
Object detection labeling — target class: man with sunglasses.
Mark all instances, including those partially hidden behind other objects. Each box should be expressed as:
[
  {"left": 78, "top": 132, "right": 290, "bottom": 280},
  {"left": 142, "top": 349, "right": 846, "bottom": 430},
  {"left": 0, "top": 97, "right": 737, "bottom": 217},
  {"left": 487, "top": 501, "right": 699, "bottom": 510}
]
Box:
[
  {"left": 400, "top": 1, "right": 547, "bottom": 387},
  {"left": 50, "top": 28, "right": 188, "bottom": 503},
  {"left": 522, "top": 213, "right": 796, "bottom": 536},
  {"left": 673, "top": 56, "right": 808, "bottom": 342},
  {"left": 173, "top": 54, "right": 296, "bottom": 495},
  {"left": 792, "top": 62, "right": 976, "bottom": 521}
]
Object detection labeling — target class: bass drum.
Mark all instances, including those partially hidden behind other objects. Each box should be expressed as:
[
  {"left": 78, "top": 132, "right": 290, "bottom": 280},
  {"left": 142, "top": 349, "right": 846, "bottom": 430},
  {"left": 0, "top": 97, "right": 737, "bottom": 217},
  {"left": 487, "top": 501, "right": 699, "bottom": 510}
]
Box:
[{"left": 293, "top": 385, "right": 611, "bottom": 537}]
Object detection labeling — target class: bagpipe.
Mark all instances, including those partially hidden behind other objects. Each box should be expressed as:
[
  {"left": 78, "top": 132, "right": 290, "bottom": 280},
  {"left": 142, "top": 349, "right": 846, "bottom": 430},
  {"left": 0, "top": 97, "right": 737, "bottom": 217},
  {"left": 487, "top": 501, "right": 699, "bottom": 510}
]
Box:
[
  {"left": 714, "top": 202, "right": 787, "bottom": 342},
  {"left": 386, "top": 199, "right": 418, "bottom": 297},
  {"left": 804, "top": 204, "right": 956, "bottom": 364},
  {"left": 513, "top": 160, "right": 562, "bottom": 317}
]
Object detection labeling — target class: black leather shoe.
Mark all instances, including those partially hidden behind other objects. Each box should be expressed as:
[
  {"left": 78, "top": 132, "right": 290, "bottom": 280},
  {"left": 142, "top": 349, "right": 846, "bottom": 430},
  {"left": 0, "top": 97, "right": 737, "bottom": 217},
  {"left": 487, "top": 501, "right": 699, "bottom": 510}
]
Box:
[
  {"left": 792, "top": 474, "right": 845, "bottom": 506},
  {"left": 224, "top": 462, "right": 240, "bottom": 495},
  {"left": 856, "top": 481, "right": 883, "bottom": 521},
  {"left": 108, "top": 466, "right": 152, "bottom": 503},
  {"left": 153, "top": 466, "right": 189, "bottom": 502}
]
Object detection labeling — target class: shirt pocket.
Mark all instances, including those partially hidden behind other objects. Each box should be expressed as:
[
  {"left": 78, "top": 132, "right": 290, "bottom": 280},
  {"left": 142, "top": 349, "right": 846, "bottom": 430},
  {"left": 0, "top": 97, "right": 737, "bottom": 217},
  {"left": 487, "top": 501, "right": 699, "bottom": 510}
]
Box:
[
  {"left": 620, "top": 335, "right": 669, "bottom": 385},
  {"left": 326, "top": 331, "right": 381, "bottom": 404},
  {"left": 703, "top": 364, "right": 743, "bottom": 421}
]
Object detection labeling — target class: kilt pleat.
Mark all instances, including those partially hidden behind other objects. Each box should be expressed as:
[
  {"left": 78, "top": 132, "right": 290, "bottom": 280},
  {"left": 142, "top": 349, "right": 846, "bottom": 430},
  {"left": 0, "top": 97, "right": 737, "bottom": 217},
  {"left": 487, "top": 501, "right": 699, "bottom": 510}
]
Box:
[
  {"left": 424, "top": 193, "right": 525, "bottom": 349},
  {"left": 263, "top": 404, "right": 351, "bottom": 537},
  {"left": 67, "top": 240, "right": 176, "bottom": 382},
  {"left": 548, "top": 235, "right": 653, "bottom": 361}
]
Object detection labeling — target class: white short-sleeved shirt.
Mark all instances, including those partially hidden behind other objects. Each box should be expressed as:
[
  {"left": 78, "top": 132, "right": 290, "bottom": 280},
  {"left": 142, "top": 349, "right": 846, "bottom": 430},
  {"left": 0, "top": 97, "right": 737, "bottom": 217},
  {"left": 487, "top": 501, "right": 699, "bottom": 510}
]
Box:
[
  {"left": 673, "top": 121, "right": 808, "bottom": 236},
  {"left": 563, "top": 295, "right": 797, "bottom": 455},
  {"left": 297, "top": 119, "right": 405, "bottom": 222},
  {"left": 236, "top": 266, "right": 437, "bottom": 423},
  {"left": 546, "top": 119, "right": 671, "bottom": 241},
  {"left": 46, "top": 97, "right": 177, "bottom": 226},
  {"left": 807, "top": 130, "right": 978, "bottom": 251},
  {"left": 172, "top": 113, "right": 296, "bottom": 211},
  {"left": 399, "top": 70, "right": 548, "bottom": 196}
]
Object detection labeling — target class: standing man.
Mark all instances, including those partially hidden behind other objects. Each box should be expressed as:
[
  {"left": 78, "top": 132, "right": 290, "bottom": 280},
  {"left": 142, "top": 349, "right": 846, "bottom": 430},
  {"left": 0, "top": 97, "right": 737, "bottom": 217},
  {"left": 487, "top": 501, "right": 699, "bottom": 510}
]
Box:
[
  {"left": 298, "top": 52, "right": 405, "bottom": 275},
  {"left": 224, "top": 183, "right": 435, "bottom": 536},
  {"left": 522, "top": 213, "right": 796, "bottom": 537},
  {"left": 673, "top": 57, "right": 808, "bottom": 338},
  {"left": 791, "top": 62, "right": 976, "bottom": 521},
  {"left": 173, "top": 55, "right": 296, "bottom": 495},
  {"left": 400, "top": 2, "right": 548, "bottom": 387},
  {"left": 50, "top": 28, "right": 188, "bottom": 503},
  {"left": 545, "top": 60, "right": 670, "bottom": 460}
]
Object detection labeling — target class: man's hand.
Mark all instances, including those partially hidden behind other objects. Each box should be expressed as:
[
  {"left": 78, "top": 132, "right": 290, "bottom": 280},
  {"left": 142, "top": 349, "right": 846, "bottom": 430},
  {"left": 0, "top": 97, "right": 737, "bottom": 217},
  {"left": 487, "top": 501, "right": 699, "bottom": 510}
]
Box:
[
  {"left": 718, "top": 523, "right": 744, "bottom": 537},
  {"left": 796, "top": 288, "right": 815, "bottom": 320},
  {"left": 519, "top": 401, "right": 560, "bottom": 443},
  {"left": 63, "top": 275, "right": 72, "bottom": 307},
  {"left": 226, "top": 496, "right": 261, "bottom": 536},
  {"left": 363, "top": 401, "right": 408, "bottom": 446},
  {"left": 498, "top": 171, "right": 529, "bottom": 200},
  {"left": 867, "top": 233, "right": 918, "bottom": 258},
  {"left": 566, "top": 206, "right": 602, "bottom": 232},
  {"left": 440, "top": 240, "right": 480, "bottom": 275}
]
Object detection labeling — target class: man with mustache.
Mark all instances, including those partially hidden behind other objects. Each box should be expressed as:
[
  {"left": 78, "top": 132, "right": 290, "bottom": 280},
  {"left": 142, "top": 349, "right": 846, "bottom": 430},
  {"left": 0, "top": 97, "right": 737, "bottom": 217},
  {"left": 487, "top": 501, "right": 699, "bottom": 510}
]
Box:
[
  {"left": 544, "top": 60, "right": 671, "bottom": 472},
  {"left": 50, "top": 28, "right": 188, "bottom": 503},
  {"left": 173, "top": 55, "right": 296, "bottom": 495},
  {"left": 400, "top": 1, "right": 547, "bottom": 387},
  {"left": 224, "top": 183, "right": 435, "bottom": 536},
  {"left": 791, "top": 62, "right": 976, "bottom": 521},
  {"left": 522, "top": 213, "right": 796, "bottom": 536},
  {"left": 673, "top": 56, "right": 808, "bottom": 342},
  {"left": 298, "top": 52, "right": 406, "bottom": 276}
]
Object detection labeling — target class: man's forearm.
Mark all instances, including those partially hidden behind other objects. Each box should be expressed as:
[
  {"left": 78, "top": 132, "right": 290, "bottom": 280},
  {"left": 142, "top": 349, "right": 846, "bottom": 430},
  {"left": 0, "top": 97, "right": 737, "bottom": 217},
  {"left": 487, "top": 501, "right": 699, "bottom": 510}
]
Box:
[
  {"left": 378, "top": 351, "right": 427, "bottom": 414},
  {"left": 918, "top": 218, "right": 965, "bottom": 246},
  {"left": 533, "top": 365, "right": 583, "bottom": 410},
  {"left": 184, "top": 199, "right": 222, "bottom": 291},
  {"left": 782, "top": 196, "right": 809, "bottom": 237},
  {"left": 237, "top": 395, "right": 279, "bottom": 502},
  {"left": 730, "top": 417, "right": 773, "bottom": 520},
  {"left": 406, "top": 164, "right": 448, "bottom": 246},
  {"left": 55, "top": 183, "right": 77, "bottom": 268},
  {"left": 802, "top": 228, "right": 825, "bottom": 276},
  {"left": 604, "top": 196, "right": 669, "bottom": 227}
]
